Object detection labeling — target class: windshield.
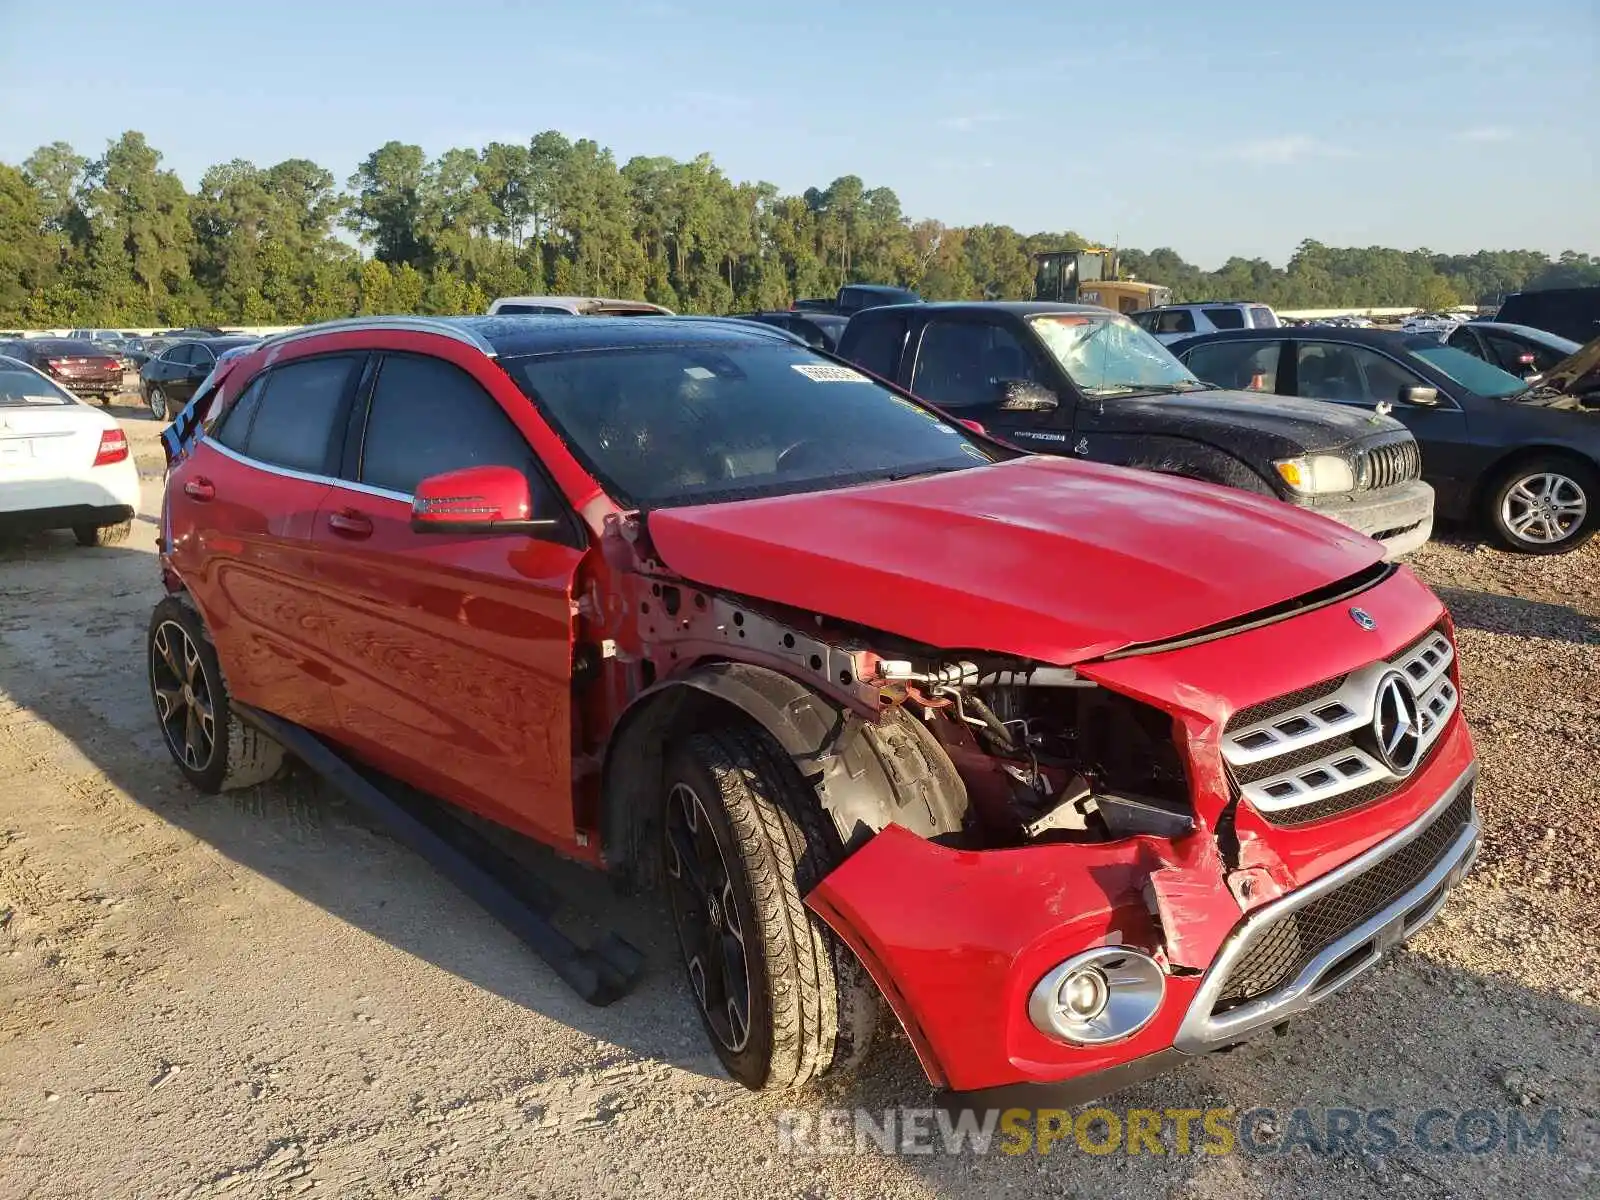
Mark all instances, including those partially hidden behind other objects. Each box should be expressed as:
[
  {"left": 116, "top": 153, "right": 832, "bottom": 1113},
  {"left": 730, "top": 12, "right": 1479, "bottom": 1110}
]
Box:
[
  {"left": 1029, "top": 313, "right": 1204, "bottom": 396},
  {"left": 1412, "top": 345, "right": 1528, "bottom": 399},
  {"left": 510, "top": 342, "right": 995, "bottom": 508}
]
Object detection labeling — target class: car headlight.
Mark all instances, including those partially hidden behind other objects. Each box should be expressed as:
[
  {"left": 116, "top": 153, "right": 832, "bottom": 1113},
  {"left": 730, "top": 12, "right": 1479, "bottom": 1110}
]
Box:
[{"left": 1274, "top": 454, "right": 1355, "bottom": 495}]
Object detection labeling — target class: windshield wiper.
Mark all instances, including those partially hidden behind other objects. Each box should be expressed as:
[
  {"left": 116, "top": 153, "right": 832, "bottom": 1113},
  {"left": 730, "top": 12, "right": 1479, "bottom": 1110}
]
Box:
[{"left": 1088, "top": 381, "right": 1212, "bottom": 397}]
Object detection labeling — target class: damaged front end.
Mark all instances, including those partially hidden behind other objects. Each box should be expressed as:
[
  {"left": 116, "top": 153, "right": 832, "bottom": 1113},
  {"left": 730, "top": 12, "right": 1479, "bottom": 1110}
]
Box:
[
  {"left": 596, "top": 510, "right": 1478, "bottom": 1096},
  {"left": 792, "top": 574, "right": 1475, "bottom": 1095}
]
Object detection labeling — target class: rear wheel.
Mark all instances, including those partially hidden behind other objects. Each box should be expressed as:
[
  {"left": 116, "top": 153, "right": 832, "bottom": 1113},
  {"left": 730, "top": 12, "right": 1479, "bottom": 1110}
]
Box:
[
  {"left": 148, "top": 385, "right": 169, "bottom": 421},
  {"left": 74, "top": 520, "right": 131, "bottom": 548},
  {"left": 1485, "top": 455, "right": 1597, "bottom": 554},
  {"left": 662, "top": 725, "right": 879, "bottom": 1091},
  {"left": 147, "top": 596, "right": 284, "bottom": 793}
]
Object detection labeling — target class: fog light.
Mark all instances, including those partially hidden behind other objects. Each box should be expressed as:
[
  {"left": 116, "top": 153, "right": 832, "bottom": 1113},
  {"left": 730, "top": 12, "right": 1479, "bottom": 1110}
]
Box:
[
  {"left": 1063, "top": 967, "right": 1109, "bottom": 1020},
  {"left": 1028, "top": 947, "right": 1166, "bottom": 1045}
]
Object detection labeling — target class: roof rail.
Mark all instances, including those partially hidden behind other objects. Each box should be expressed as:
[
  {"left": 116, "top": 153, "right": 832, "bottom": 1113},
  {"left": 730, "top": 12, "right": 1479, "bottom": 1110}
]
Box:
[{"left": 261, "top": 316, "right": 498, "bottom": 357}]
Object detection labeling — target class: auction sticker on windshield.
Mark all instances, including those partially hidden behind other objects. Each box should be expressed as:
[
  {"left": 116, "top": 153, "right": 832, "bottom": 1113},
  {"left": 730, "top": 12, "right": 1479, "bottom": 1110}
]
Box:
[{"left": 792, "top": 364, "right": 870, "bottom": 383}]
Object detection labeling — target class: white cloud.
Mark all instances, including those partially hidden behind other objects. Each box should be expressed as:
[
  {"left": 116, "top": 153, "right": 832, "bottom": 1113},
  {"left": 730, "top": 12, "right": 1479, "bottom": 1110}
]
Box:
[
  {"left": 1227, "top": 136, "right": 1354, "bottom": 165},
  {"left": 938, "top": 113, "right": 1005, "bottom": 133},
  {"left": 1454, "top": 125, "right": 1514, "bottom": 143}
]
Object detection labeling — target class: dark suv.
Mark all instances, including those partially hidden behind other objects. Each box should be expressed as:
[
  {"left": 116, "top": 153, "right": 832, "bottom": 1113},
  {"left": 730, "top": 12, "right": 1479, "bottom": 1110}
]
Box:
[{"left": 837, "top": 302, "right": 1435, "bottom": 559}]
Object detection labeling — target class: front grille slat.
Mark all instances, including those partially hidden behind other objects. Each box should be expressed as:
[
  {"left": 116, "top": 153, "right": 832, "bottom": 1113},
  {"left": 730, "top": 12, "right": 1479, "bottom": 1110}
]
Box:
[
  {"left": 1224, "top": 625, "right": 1453, "bottom": 825},
  {"left": 1215, "top": 786, "right": 1473, "bottom": 1008},
  {"left": 1358, "top": 439, "right": 1421, "bottom": 491}
]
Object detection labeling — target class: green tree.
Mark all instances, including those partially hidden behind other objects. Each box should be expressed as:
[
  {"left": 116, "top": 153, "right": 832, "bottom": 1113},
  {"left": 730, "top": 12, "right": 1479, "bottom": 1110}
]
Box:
[{"left": 345, "top": 142, "right": 429, "bottom": 265}]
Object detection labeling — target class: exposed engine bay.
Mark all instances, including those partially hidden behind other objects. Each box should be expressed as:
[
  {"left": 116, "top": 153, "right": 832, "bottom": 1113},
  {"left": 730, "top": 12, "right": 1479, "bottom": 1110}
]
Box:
[
  {"left": 873, "top": 657, "right": 1194, "bottom": 848},
  {"left": 626, "top": 579, "right": 1197, "bottom": 851}
]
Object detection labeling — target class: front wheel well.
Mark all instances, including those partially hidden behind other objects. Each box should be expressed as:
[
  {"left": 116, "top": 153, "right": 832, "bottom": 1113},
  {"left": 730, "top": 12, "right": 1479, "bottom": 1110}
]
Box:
[{"left": 598, "top": 662, "right": 968, "bottom": 894}]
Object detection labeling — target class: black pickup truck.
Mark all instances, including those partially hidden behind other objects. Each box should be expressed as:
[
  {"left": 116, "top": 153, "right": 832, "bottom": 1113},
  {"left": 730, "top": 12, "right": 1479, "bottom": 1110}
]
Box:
[{"left": 836, "top": 301, "right": 1435, "bottom": 558}]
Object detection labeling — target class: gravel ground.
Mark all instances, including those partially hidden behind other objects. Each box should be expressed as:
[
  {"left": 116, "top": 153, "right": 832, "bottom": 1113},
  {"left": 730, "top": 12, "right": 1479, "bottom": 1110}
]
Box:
[{"left": 0, "top": 400, "right": 1595, "bottom": 1198}]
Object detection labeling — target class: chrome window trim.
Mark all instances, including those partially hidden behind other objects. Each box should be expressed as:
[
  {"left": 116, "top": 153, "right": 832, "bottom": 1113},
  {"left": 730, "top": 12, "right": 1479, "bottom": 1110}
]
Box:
[
  {"left": 261, "top": 317, "right": 498, "bottom": 359},
  {"left": 1174, "top": 763, "right": 1479, "bottom": 1054},
  {"left": 200, "top": 436, "right": 413, "bottom": 504}
]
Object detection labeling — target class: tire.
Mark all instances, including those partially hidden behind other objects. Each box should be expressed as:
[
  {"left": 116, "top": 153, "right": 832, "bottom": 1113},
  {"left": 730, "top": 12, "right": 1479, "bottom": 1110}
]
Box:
[
  {"left": 148, "top": 385, "right": 168, "bottom": 422},
  {"left": 662, "top": 724, "right": 879, "bottom": 1091},
  {"left": 1484, "top": 454, "right": 1597, "bottom": 554},
  {"left": 147, "top": 595, "right": 284, "bottom": 793},
  {"left": 74, "top": 520, "right": 132, "bottom": 548}
]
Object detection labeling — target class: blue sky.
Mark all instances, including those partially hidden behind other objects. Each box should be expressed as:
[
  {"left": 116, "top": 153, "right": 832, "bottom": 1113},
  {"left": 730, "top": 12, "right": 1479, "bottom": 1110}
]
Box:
[{"left": 1, "top": 0, "right": 1595, "bottom": 267}]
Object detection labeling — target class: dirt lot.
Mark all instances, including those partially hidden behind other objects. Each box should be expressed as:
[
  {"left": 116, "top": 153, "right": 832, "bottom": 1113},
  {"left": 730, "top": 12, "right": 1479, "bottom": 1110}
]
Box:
[{"left": 1, "top": 398, "right": 1596, "bottom": 1198}]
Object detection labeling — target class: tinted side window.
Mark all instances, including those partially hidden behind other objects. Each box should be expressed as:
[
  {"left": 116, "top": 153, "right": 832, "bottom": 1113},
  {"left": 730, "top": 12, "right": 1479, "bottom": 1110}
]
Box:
[
  {"left": 1445, "top": 326, "right": 1482, "bottom": 356},
  {"left": 910, "top": 320, "right": 1043, "bottom": 409},
  {"left": 213, "top": 376, "right": 266, "bottom": 451},
  {"left": 1154, "top": 310, "right": 1196, "bottom": 334},
  {"left": 844, "top": 316, "right": 907, "bottom": 379},
  {"left": 242, "top": 355, "right": 362, "bottom": 473},
  {"left": 1184, "top": 340, "right": 1280, "bottom": 392},
  {"left": 165, "top": 344, "right": 194, "bottom": 365},
  {"left": 359, "top": 354, "right": 539, "bottom": 496},
  {"left": 1484, "top": 334, "right": 1546, "bottom": 373},
  {"left": 1295, "top": 343, "right": 1426, "bottom": 406},
  {"left": 1202, "top": 307, "right": 1247, "bottom": 330}
]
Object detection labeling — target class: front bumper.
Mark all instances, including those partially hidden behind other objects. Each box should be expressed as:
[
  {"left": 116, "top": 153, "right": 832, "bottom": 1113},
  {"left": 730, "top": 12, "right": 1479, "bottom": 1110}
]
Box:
[
  {"left": 1302, "top": 480, "right": 1436, "bottom": 559},
  {"left": 809, "top": 741, "right": 1478, "bottom": 1095},
  {"left": 1174, "top": 763, "right": 1478, "bottom": 1053}
]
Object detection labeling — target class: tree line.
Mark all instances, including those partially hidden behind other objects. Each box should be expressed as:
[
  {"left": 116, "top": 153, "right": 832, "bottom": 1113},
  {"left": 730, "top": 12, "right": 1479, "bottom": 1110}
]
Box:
[{"left": 1, "top": 130, "right": 1595, "bottom": 328}]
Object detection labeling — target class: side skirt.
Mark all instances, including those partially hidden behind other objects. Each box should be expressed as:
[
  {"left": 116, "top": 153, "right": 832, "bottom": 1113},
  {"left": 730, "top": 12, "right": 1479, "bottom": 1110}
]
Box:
[{"left": 236, "top": 704, "right": 644, "bottom": 1006}]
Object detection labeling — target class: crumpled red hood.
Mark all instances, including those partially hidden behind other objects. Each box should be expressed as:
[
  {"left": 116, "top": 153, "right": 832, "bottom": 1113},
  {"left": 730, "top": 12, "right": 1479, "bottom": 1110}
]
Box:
[{"left": 645, "top": 457, "right": 1386, "bottom": 664}]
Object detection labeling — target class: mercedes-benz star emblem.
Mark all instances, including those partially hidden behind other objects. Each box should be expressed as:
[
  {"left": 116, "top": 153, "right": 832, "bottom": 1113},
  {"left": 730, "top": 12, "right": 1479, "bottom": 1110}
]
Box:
[
  {"left": 1349, "top": 607, "right": 1377, "bottom": 631},
  {"left": 1369, "top": 671, "right": 1423, "bottom": 776}
]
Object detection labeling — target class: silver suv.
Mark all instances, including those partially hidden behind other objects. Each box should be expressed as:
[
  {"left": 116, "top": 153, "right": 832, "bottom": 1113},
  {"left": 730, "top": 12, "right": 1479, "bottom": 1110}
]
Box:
[{"left": 1135, "top": 302, "right": 1281, "bottom": 344}]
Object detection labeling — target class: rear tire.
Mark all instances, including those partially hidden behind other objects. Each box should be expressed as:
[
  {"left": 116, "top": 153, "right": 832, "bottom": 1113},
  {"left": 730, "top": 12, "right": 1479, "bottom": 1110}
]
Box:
[
  {"left": 1484, "top": 454, "right": 1597, "bottom": 554},
  {"left": 147, "top": 596, "right": 284, "bottom": 793},
  {"left": 662, "top": 724, "right": 879, "bottom": 1091},
  {"left": 148, "top": 385, "right": 168, "bottom": 422},
  {"left": 74, "top": 520, "right": 131, "bottom": 548}
]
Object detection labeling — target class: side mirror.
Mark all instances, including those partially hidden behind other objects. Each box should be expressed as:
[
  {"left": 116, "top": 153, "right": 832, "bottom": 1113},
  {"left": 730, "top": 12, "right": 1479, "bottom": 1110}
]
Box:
[
  {"left": 1399, "top": 385, "right": 1439, "bottom": 407},
  {"left": 995, "top": 379, "right": 1059, "bottom": 413},
  {"left": 410, "top": 464, "right": 555, "bottom": 534}
]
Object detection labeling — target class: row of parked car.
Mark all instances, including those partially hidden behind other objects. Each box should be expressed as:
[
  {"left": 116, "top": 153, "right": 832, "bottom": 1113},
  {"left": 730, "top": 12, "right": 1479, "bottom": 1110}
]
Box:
[
  {"left": 8, "top": 286, "right": 1597, "bottom": 559},
  {"left": 480, "top": 290, "right": 1600, "bottom": 555}
]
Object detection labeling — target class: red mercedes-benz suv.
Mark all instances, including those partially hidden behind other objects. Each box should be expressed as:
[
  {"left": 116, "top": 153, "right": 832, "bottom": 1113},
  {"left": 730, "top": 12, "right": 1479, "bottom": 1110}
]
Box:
[{"left": 151, "top": 315, "right": 1478, "bottom": 1097}]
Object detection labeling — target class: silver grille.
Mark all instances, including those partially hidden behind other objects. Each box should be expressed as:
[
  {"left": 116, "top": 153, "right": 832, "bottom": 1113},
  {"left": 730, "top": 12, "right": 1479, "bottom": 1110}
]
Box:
[
  {"left": 1223, "top": 631, "right": 1456, "bottom": 816},
  {"left": 1360, "top": 439, "right": 1421, "bottom": 490}
]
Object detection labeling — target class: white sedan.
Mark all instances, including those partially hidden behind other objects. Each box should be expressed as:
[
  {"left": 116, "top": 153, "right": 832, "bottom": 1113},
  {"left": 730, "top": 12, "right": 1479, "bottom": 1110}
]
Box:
[{"left": 0, "top": 354, "right": 140, "bottom": 547}]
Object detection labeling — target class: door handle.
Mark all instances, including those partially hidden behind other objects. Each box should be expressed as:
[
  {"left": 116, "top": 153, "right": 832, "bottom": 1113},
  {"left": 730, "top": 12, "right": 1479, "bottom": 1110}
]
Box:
[
  {"left": 326, "top": 509, "right": 373, "bottom": 539},
  {"left": 183, "top": 477, "right": 215, "bottom": 501}
]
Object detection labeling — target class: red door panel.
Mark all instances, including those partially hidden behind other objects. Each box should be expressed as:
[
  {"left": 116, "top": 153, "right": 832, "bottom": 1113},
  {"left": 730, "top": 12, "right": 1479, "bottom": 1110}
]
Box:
[
  {"left": 309, "top": 487, "right": 584, "bottom": 848},
  {"left": 165, "top": 440, "right": 339, "bottom": 731}
]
